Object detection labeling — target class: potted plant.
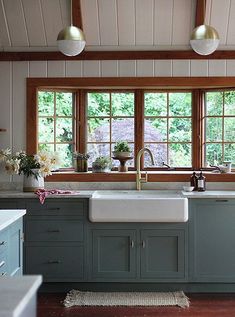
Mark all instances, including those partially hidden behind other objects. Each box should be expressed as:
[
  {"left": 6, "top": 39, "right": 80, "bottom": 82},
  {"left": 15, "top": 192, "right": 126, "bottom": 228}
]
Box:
[
  {"left": 112, "top": 141, "right": 131, "bottom": 158},
  {"left": 73, "top": 152, "right": 90, "bottom": 172},
  {"left": 92, "top": 156, "right": 112, "bottom": 173}
]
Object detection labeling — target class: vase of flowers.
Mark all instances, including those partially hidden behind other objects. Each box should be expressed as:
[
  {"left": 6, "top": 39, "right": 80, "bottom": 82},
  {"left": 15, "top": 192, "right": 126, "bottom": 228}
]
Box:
[{"left": 0, "top": 149, "right": 60, "bottom": 192}]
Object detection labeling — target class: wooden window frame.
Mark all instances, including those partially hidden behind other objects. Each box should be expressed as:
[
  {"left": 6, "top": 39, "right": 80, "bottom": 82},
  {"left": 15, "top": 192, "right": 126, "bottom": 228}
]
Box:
[{"left": 27, "top": 77, "right": 235, "bottom": 182}]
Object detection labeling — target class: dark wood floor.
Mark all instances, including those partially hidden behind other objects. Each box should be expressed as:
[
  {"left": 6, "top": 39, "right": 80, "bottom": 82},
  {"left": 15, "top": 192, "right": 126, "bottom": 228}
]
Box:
[{"left": 38, "top": 293, "right": 235, "bottom": 317}]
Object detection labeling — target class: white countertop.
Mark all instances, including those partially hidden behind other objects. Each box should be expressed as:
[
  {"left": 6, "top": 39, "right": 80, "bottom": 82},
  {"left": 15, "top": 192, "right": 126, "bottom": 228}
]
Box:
[
  {"left": 0, "top": 275, "right": 42, "bottom": 317},
  {"left": 182, "top": 190, "right": 235, "bottom": 198},
  {"left": 0, "top": 209, "right": 26, "bottom": 231}
]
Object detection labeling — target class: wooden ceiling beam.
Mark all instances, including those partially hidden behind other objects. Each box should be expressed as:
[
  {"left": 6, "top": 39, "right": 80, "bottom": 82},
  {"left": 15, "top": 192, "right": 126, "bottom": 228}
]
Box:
[
  {"left": 1, "top": 50, "right": 235, "bottom": 61},
  {"left": 72, "top": 0, "right": 83, "bottom": 29},
  {"left": 195, "top": 0, "right": 206, "bottom": 27}
]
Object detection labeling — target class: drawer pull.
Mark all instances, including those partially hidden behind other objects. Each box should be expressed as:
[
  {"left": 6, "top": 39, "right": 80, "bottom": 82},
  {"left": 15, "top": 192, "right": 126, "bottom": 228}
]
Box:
[
  {"left": 141, "top": 240, "right": 146, "bottom": 248},
  {"left": 47, "top": 230, "right": 60, "bottom": 233},
  {"left": 46, "top": 260, "right": 61, "bottom": 264},
  {"left": 0, "top": 241, "right": 6, "bottom": 246},
  {"left": 0, "top": 261, "right": 5, "bottom": 268},
  {"left": 215, "top": 200, "right": 228, "bottom": 202},
  {"left": 130, "top": 240, "right": 134, "bottom": 248},
  {"left": 47, "top": 208, "right": 60, "bottom": 211},
  {"left": 1, "top": 272, "right": 7, "bottom": 276}
]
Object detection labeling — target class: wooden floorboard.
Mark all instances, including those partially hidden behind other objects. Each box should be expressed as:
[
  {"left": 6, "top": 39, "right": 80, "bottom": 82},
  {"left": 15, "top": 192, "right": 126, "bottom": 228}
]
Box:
[{"left": 37, "top": 293, "right": 235, "bottom": 317}]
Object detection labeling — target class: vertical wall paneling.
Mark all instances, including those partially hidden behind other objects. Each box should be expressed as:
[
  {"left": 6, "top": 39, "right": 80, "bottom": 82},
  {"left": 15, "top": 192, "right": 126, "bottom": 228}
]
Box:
[
  {"left": 226, "top": 0, "right": 235, "bottom": 45},
  {"left": 101, "top": 61, "right": 118, "bottom": 77},
  {"left": 21, "top": 0, "right": 46, "bottom": 46},
  {"left": 136, "top": 60, "right": 154, "bottom": 77},
  {"left": 190, "top": 60, "right": 208, "bottom": 77},
  {"left": 83, "top": 61, "right": 101, "bottom": 77},
  {"left": 208, "top": 60, "right": 226, "bottom": 76},
  {"left": 210, "top": 0, "right": 230, "bottom": 45},
  {"left": 172, "top": 60, "right": 190, "bottom": 76},
  {"left": 47, "top": 61, "right": 65, "bottom": 77},
  {"left": 2, "top": 0, "right": 28, "bottom": 47},
  {"left": 118, "top": 60, "right": 136, "bottom": 77},
  {"left": 226, "top": 60, "right": 235, "bottom": 75},
  {"left": 12, "top": 61, "right": 29, "bottom": 152},
  {"left": 172, "top": 0, "right": 192, "bottom": 45},
  {"left": 98, "top": 0, "right": 118, "bottom": 45},
  {"left": 40, "top": 0, "right": 63, "bottom": 47},
  {"left": 205, "top": 0, "right": 212, "bottom": 25},
  {"left": 80, "top": 0, "right": 100, "bottom": 46},
  {"left": 154, "top": 0, "right": 173, "bottom": 45},
  {"left": 29, "top": 61, "right": 47, "bottom": 77},
  {"left": 154, "top": 60, "right": 172, "bottom": 77},
  {"left": 59, "top": 0, "right": 70, "bottom": 28},
  {"left": 117, "top": 0, "right": 135, "bottom": 46},
  {"left": 65, "top": 61, "right": 82, "bottom": 77},
  {"left": 135, "top": 0, "right": 154, "bottom": 45},
  {"left": 0, "top": 0, "right": 11, "bottom": 47}
]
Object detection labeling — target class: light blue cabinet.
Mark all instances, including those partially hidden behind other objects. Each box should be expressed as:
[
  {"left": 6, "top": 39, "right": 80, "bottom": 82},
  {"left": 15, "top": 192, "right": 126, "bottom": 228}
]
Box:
[{"left": 189, "top": 199, "right": 235, "bottom": 282}]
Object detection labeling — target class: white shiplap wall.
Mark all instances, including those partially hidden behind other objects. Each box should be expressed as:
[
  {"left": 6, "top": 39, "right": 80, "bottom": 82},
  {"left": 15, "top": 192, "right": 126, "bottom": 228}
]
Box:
[{"left": 1, "top": 59, "right": 235, "bottom": 183}]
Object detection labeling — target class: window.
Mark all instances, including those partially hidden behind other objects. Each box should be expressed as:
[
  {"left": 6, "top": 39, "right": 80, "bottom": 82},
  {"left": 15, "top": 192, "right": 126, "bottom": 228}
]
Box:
[
  {"left": 203, "top": 90, "right": 235, "bottom": 167},
  {"left": 37, "top": 90, "right": 75, "bottom": 167}
]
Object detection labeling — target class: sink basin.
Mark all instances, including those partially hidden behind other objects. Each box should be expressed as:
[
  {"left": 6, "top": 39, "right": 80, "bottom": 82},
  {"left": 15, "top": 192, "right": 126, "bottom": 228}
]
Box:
[{"left": 89, "top": 190, "right": 188, "bottom": 222}]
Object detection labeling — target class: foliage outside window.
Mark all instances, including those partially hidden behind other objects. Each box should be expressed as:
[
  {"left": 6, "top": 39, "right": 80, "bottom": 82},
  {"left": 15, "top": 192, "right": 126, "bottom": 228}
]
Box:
[{"left": 203, "top": 90, "right": 235, "bottom": 167}]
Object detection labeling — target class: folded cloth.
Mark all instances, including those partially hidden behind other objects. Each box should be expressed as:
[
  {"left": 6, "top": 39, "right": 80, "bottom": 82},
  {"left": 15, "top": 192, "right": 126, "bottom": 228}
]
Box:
[{"left": 34, "top": 188, "right": 80, "bottom": 204}]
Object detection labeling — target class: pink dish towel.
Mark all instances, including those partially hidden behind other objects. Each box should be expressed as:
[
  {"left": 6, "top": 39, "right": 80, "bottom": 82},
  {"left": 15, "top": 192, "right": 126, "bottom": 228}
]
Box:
[{"left": 34, "top": 189, "right": 80, "bottom": 204}]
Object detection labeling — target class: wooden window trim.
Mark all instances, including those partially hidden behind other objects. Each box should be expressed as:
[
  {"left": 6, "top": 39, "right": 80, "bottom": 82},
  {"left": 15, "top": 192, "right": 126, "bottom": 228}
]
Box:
[{"left": 27, "top": 77, "right": 235, "bottom": 182}]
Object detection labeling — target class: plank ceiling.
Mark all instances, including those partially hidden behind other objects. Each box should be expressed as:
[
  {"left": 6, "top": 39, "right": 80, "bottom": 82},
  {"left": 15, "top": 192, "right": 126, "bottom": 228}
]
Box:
[{"left": 0, "top": 0, "right": 234, "bottom": 52}]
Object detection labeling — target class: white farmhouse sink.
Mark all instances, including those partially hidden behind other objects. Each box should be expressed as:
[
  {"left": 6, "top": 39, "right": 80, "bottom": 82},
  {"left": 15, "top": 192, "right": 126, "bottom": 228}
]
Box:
[{"left": 89, "top": 190, "right": 188, "bottom": 222}]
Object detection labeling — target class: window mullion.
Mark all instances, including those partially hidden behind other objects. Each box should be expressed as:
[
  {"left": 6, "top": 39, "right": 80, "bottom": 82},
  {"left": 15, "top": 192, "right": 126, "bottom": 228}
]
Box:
[
  {"left": 135, "top": 90, "right": 144, "bottom": 170},
  {"left": 78, "top": 90, "right": 86, "bottom": 154},
  {"left": 192, "top": 89, "right": 203, "bottom": 169}
]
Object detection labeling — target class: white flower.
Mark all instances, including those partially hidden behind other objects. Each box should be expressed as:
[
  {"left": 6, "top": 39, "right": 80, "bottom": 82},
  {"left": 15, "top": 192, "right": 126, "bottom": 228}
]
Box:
[
  {"left": 0, "top": 148, "right": 11, "bottom": 162},
  {"left": 49, "top": 152, "right": 61, "bottom": 168},
  {"left": 4, "top": 159, "right": 20, "bottom": 175},
  {"left": 39, "top": 164, "right": 52, "bottom": 177},
  {"left": 35, "top": 151, "right": 51, "bottom": 165}
]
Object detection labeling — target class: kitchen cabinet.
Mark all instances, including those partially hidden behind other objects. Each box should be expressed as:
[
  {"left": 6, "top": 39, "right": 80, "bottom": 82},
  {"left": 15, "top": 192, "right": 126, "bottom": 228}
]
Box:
[
  {"left": 23, "top": 198, "right": 88, "bottom": 282},
  {"left": 189, "top": 199, "right": 235, "bottom": 282},
  {"left": 89, "top": 224, "right": 187, "bottom": 282}
]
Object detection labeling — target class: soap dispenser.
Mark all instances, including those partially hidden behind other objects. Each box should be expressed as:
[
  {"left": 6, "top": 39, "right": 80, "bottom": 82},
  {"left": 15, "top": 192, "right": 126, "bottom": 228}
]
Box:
[
  {"left": 190, "top": 171, "right": 198, "bottom": 191},
  {"left": 197, "top": 171, "right": 206, "bottom": 192}
]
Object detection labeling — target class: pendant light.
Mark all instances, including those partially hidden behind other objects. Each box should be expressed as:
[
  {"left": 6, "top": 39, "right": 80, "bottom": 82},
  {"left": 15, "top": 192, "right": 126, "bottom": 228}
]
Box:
[
  {"left": 57, "top": 0, "right": 86, "bottom": 56},
  {"left": 190, "top": 1, "right": 219, "bottom": 55}
]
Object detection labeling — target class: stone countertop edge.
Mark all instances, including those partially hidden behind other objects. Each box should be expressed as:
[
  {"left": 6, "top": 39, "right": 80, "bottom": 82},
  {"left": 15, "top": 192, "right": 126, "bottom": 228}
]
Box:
[
  {"left": 0, "top": 275, "right": 42, "bottom": 317},
  {"left": 0, "top": 209, "right": 26, "bottom": 231},
  {"left": 181, "top": 190, "right": 235, "bottom": 198}
]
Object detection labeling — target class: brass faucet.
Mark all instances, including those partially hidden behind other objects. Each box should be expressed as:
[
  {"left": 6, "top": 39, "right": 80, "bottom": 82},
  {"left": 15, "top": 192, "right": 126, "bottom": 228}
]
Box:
[{"left": 136, "top": 148, "right": 155, "bottom": 190}]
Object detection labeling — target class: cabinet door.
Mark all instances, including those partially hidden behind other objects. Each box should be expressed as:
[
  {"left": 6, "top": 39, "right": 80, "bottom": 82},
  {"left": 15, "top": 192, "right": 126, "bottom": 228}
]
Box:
[
  {"left": 140, "top": 229, "right": 186, "bottom": 280},
  {"left": 91, "top": 229, "right": 137, "bottom": 280},
  {"left": 190, "top": 199, "right": 235, "bottom": 282},
  {"left": 8, "top": 219, "right": 23, "bottom": 276}
]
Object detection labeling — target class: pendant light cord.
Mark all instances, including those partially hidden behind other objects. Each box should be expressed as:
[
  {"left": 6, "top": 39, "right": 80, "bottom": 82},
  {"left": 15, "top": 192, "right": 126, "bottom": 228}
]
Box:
[{"left": 71, "top": 0, "right": 73, "bottom": 26}]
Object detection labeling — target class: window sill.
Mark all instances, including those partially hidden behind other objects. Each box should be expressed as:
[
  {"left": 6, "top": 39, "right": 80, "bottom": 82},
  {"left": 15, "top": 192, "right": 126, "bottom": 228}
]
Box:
[{"left": 46, "top": 171, "right": 235, "bottom": 182}]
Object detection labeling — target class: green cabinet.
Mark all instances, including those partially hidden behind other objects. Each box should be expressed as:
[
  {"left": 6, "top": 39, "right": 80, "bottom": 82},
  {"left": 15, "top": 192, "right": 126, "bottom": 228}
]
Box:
[
  {"left": 23, "top": 198, "right": 88, "bottom": 282},
  {"left": 189, "top": 199, "right": 235, "bottom": 282},
  {"left": 89, "top": 224, "right": 187, "bottom": 282}
]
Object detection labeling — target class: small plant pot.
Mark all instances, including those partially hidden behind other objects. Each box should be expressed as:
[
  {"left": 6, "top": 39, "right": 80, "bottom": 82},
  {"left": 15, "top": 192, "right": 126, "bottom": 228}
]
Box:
[
  {"left": 92, "top": 163, "right": 111, "bottom": 173},
  {"left": 112, "top": 151, "right": 131, "bottom": 158},
  {"left": 74, "top": 158, "right": 88, "bottom": 172}
]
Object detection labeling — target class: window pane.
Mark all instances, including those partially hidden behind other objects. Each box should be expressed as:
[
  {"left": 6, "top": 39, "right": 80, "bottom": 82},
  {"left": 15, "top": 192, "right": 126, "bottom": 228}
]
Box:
[
  {"left": 224, "top": 118, "right": 235, "bottom": 141},
  {"left": 144, "top": 119, "right": 167, "bottom": 142},
  {"left": 205, "top": 143, "right": 222, "bottom": 166},
  {"left": 56, "top": 92, "right": 73, "bottom": 116},
  {"left": 224, "top": 144, "right": 235, "bottom": 164},
  {"left": 87, "top": 143, "right": 110, "bottom": 167},
  {"left": 169, "top": 143, "right": 191, "bottom": 167},
  {"left": 205, "top": 92, "right": 223, "bottom": 116},
  {"left": 38, "top": 118, "right": 54, "bottom": 142},
  {"left": 111, "top": 93, "right": 134, "bottom": 116},
  {"left": 87, "top": 118, "right": 110, "bottom": 142},
  {"left": 87, "top": 93, "right": 110, "bottom": 116},
  {"left": 38, "top": 144, "right": 54, "bottom": 152},
  {"left": 56, "top": 118, "right": 73, "bottom": 142},
  {"left": 206, "top": 118, "right": 222, "bottom": 142},
  {"left": 111, "top": 118, "right": 134, "bottom": 142},
  {"left": 56, "top": 144, "right": 73, "bottom": 168},
  {"left": 169, "top": 93, "right": 192, "bottom": 116},
  {"left": 144, "top": 93, "right": 167, "bottom": 116},
  {"left": 169, "top": 118, "right": 191, "bottom": 142},
  {"left": 224, "top": 91, "right": 235, "bottom": 115},
  {"left": 38, "top": 91, "right": 54, "bottom": 116},
  {"left": 144, "top": 143, "right": 167, "bottom": 166}
]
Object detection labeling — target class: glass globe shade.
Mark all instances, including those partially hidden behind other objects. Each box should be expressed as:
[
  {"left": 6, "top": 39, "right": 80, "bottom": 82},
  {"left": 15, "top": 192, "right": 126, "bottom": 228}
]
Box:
[
  {"left": 57, "top": 26, "right": 86, "bottom": 57},
  {"left": 190, "top": 25, "right": 219, "bottom": 56}
]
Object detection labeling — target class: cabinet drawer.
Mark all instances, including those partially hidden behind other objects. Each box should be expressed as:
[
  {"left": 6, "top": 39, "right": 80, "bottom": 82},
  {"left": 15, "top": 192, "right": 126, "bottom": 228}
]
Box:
[
  {"left": 25, "top": 245, "right": 84, "bottom": 281},
  {"left": 0, "top": 251, "right": 7, "bottom": 276},
  {"left": 25, "top": 200, "right": 86, "bottom": 217},
  {"left": 25, "top": 219, "right": 84, "bottom": 242}
]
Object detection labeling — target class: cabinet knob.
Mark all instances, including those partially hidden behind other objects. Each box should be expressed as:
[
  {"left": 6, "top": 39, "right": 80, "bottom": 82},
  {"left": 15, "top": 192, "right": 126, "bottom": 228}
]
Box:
[
  {"left": 141, "top": 240, "right": 146, "bottom": 248},
  {"left": 1, "top": 272, "right": 7, "bottom": 276},
  {"left": 0, "top": 261, "right": 5, "bottom": 268},
  {"left": 130, "top": 240, "right": 134, "bottom": 248},
  {"left": 0, "top": 241, "right": 7, "bottom": 246}
]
